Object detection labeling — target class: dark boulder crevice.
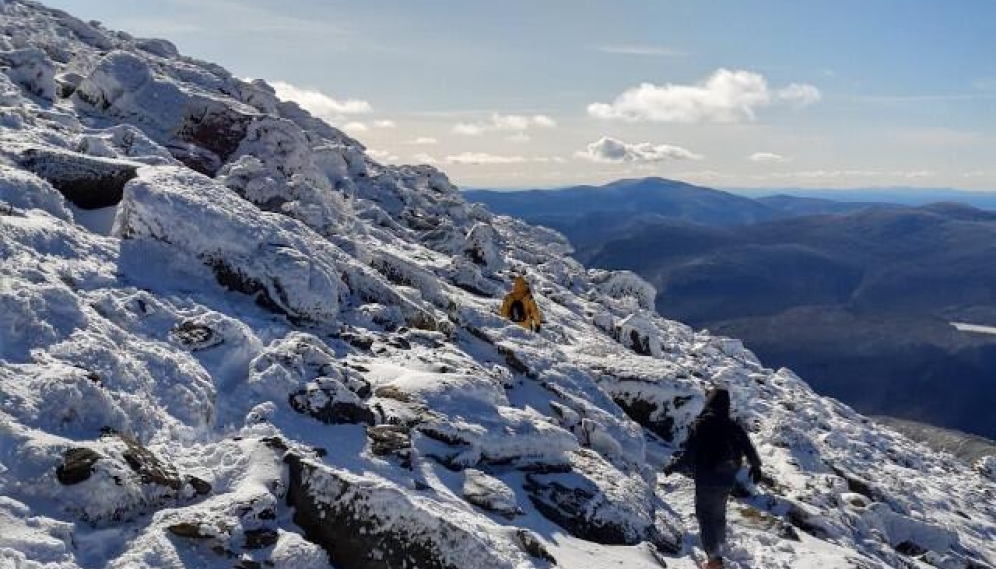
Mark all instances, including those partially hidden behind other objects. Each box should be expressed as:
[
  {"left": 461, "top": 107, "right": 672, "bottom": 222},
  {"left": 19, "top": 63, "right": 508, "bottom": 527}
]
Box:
[
  {"left": 16, "top": 147, "right": 138, "bottom": 209},
  {"left": 55, "top": 447, "right": 103, "bottom": 485}
]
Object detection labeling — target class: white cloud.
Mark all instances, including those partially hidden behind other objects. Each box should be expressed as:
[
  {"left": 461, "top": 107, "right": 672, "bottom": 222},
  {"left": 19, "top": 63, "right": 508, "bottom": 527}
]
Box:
[
  {"left": 411, "top": 153, "right": 439, "bottom": 164},
  {"left": 750, "top": 152, "right": 789, "bottom": 163},
  {"left": 598, "top": 45, "right": 687, "bottom": 57},
  {"left": 439, "top": 152, "right": 562, "bottom": 165},
  {"left": 576, "top": 136, "right": 702, "bottom": 163},
  {"left": 778, "top": 83, "right": 822, "bottom": 107},
  {"left": 762, "top": 169, "right": 935, "bottom": 180},
  {"left": 372, "top": 119, "right": 396, "bottom": 128},
  {"left": 506, "top": 133, "right": 531, "bottom": 143},
  {"left": 587, "top": 68, "right": 820, "bottom": 123},
  {"left": 453, "top": 114, "right": 557, "bottom": 136},
  {"left": 368, "top": 149, "right": 400, "bottom": 163},
  {"left": 530, "top": 114, "right": 557, "bottom": 128},
  {"left": 445, "top": 152, "right": 528, "bottom": 165},
  {"left": 453, "top": 123, "right": 486, "bottom": 136},
  {"left": 342, "top": 122, "right": 368, "bottom": 133},
  {"left": 408, "top": 137, "right": 438, "bottom": 145},
  {"left": 270, "top": 81, "right": 372, "bottom": 124}
]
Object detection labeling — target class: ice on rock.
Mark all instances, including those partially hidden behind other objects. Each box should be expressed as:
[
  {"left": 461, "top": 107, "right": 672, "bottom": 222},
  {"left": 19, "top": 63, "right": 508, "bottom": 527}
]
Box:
[
  {"left": 14, "top": 145, "right": 140, "bottom": 209},
  {"left": 116, "top": 165, "right": 345, "bottom": 323},
  {"left": 133, "top": 37, "right": 179, "bottom": 59},
  {"left": 616, "top": 313, "right": 663, "bottom": 357},
  {"left": 286, "top": 456, "right": 551, "bottom": 569},
  {"left": 462, "top": 468, "right": 520, "bottom": 516},
  {"left": 1, "top": 2, "right": 995, "bottom": 568},
  {"left": 0, "top": 164, "right": 73, "bottom": 221},
  {"left": 0, "top": 47, "right": 56, "bottom": 100},
  {"left": 975, "top": 456, "right": 996, "bottom": 481},
  {"left": 465, "top": 222, "right": 504, "bottom": 270},
  {"left": 590, "top": 268, "right": 657, "bottom": 311}
]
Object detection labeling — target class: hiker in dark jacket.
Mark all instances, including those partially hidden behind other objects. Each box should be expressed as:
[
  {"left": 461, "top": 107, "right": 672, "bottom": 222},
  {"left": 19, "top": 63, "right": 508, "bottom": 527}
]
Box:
[{"left": 664, "top": 388, "right": 762, "bottom": 569}]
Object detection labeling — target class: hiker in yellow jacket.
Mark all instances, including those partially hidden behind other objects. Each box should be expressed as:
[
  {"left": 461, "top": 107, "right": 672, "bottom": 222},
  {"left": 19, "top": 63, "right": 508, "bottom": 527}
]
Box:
[{"left": 500, "top": 276, "right": 543, "bottom": 332}]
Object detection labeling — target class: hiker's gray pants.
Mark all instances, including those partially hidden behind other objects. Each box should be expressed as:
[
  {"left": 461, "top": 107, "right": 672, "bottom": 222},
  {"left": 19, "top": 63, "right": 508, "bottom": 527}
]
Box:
[{"left": 695, "top": 481, "right": 732, "bottom": 559}]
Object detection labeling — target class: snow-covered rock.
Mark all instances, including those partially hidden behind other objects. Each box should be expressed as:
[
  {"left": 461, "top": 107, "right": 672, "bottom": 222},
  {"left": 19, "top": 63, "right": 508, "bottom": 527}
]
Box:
[
  {"left": 116, "top": 165, "right": 346, "bottom": 323},
  {"left": 462, "top": 468, "right": 521, "bottom": 517},
  {"left": 617, "top": 313, "right": 663, "bottom": 357},
  {"left": 0, "top": 46, "right": 56, "bottom": 99},
  {"left": 976, "top": 455, "right": 996, "bottom": 481},
  {"left": 286, "top": 455, "right": 552, "bottom": 569},
  {"left": 0, "top": 2, "right": 994, "bottom": 568}
]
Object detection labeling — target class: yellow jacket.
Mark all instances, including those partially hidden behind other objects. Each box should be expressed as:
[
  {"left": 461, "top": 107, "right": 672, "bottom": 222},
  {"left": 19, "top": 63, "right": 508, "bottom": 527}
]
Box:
[{"left": 500, "top": 276, "right": 542, "bottom": 331}]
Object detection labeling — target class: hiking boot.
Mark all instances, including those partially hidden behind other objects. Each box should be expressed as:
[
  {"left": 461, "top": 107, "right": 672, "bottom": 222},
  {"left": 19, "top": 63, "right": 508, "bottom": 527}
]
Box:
[{"left": 703, "top": 558, "right": 724, "bottom": 569}]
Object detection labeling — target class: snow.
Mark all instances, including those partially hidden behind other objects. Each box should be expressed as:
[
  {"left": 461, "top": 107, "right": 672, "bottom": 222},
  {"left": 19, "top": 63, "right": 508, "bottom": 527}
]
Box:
[
  {"left": 0, "top": 2, "right": 994, "bottom": 569},
  {"left": 950, "top": 321, "right": 996, "bottom": 336}
]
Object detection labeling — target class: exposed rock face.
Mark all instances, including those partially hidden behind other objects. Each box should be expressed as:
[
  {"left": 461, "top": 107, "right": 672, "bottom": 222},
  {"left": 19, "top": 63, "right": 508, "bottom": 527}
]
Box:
[
  {"left": 288, "top": 379, "right": 375, "bottom": 425},
  {"left": 285, "top": 455, "right": 546, "bottom": 569},
  {"left": 461, "top": 469, "right": 520, "bottom": 517},
  {"left": 599, "top": 376, "right": 700, "bottom": 443},
  {"left": 524, "top": 449, "right": 681, "bottom": 553},
  {"left": 15, "top": 147, "right": 138, "bottom": 209},
  {"left": 616, "top": 313, "right": 662, "bottom": 357},
  {"left": 55, "top": 447, "right": 102, "bottom": 485},
  {"left": 366, "top": 425, "right": 411, "bottom": 458},
  {"left": 53, "top": 433, "right": 187, "bottom": 523},
  {"left": 72, "top": 49, "right": 257, "bottom": 176},
  {"left": 169, "top": 320, "right": 223, "bottom": 351}
]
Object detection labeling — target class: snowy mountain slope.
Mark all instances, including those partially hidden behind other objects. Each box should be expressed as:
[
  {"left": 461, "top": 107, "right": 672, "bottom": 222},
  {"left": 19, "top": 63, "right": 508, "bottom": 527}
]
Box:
[{"left": 0, "top": 2, "right": 994, "bottom": 568}]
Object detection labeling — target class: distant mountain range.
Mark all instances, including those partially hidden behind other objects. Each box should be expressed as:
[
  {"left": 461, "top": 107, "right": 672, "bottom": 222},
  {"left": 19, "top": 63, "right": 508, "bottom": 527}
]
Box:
[
  {"left": 732, "top": 186, "right": 996, "bottom": 210},
  {"left": 468, "top": 178, "right": 996, "bottom": 438}
]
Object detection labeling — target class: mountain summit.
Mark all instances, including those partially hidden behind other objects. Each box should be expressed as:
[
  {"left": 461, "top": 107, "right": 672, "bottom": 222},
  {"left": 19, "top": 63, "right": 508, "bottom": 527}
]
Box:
[{"left": 1, "top": 2, "right": 994, "bottom": 568}]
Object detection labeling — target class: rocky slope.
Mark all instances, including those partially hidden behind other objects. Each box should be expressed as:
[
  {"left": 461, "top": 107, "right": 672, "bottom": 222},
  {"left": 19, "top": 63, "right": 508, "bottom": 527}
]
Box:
[{"left": 1, "top": 2, "right": 995, "bottom": 568}]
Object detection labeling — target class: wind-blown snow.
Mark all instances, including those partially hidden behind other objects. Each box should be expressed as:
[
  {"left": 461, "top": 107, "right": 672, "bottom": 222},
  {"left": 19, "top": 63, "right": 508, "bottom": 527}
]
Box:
[{"left": 1, "top": 2, "right": 994, "bottom": 569}]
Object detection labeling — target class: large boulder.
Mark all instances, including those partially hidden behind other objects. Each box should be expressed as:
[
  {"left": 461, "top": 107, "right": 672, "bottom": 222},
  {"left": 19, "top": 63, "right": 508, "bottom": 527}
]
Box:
[
  {"left": 285, "top": 455, "right": 549, "bottom": 569},
  {"left": 590, "top": 270, "right": 657, "bottom": 311},
  {"left": 73, "top": 50, "right": 256, "bottom": 175},
  {"left": 289, "top": 378, "right": 375, "bottom": 425},
  {"left": 465, "top": 222, "right": 504, "bottom": 270},
  {"left": 462, "top": 469, "right": 520, "bottom": 517},
  {"left": 600, "top": 376, "right": 701, "bottom": 443},
  {"left": 0, "top": 47, "right": 56, "bottom": 100},
  {"left": 52, "top": 433, "right": 198, "bottom": 523},
  {"left": 15, "top": 146, "right": 138, "bottom": 209},
  {"left": 975, "top": 456, "right": 996, "bottom": 481},
  {"left": 0, "top": 163, "right": 73, "bottom": 220},
  {"left": 616, "top": 313, "right": 663, "bottom": 357},
  {"left": 524, "top": 449, "right": 681, "bottom": 553},
  {"left": 115, "top": 166, "right": 345, "bottom": 323}
]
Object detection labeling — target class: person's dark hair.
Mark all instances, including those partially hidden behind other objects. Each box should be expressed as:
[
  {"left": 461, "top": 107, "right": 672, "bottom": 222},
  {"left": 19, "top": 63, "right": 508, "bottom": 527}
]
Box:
[{"left": 703, "top": 388, "right": 731, "bottom": 417}]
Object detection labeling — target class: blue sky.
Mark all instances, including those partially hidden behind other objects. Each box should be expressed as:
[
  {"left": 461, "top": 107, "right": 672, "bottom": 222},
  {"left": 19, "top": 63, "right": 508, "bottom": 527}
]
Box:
[{"left": 44, "top": 0, "right": 996, "bottom": 190}]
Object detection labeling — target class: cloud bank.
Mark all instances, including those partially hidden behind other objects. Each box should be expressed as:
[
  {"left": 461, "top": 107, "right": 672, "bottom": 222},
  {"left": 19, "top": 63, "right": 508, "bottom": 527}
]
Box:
[
  {"left": 270, "top": 80, "right": 372, "bottom": 123},
  {"left": 749, "top": 152, "right": 789, "bottom": 163},
  {"left": 588, "top": 69, "right": 821, "bottom": 123},
  {"left": 577, "top": 136, "right": 702, "bottom": 163},
  {"left": 453, "top": 114, "right": 557, "bottom": 136}
]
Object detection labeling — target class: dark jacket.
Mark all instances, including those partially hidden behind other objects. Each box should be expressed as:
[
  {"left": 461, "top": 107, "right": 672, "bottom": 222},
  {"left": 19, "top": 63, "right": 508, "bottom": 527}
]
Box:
[{"left": 669, "top": 389, "right": 762, "bottom": 486}]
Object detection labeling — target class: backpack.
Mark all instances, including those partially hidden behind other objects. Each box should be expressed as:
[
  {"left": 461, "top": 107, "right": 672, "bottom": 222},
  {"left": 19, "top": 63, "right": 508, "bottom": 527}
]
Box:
[
  {"left": 509, "top": 299, "right": 526, "bottom": 322},
  {"left": 693, "top": 415, "right": 742, "bottom": 469}
]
